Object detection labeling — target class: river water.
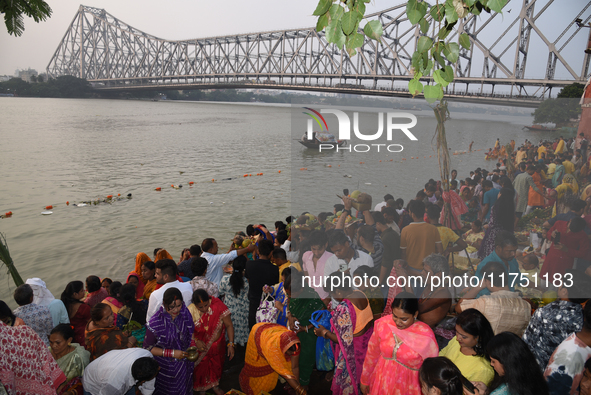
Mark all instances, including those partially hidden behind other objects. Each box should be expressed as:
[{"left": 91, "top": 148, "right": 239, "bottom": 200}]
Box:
[{"left": 0, "top": 97, "right": 569, "bottom": 305}]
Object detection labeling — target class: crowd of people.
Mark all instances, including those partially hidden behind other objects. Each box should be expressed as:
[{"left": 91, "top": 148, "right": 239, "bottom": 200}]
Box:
[{"left": 1, "top": 134, "right": 591, "bottom": 395}]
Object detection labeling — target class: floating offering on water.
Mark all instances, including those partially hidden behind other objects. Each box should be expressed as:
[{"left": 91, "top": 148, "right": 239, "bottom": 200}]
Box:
[
  {"left": 74, "top": 203, "right": 87, "bottom": 207},
  {"left": 189, "top": 181, "right": 194, "bottom": 185},
  {"left": 3, "top": 211, "right": 13, "bottom": 217},
  {"left": 344, "top": 174, "right": 352, "bottom": 178},
  {"left": 45, "top": 205, "right": 53, "bottom": 210},
  {"left": 41, "top": 211, "right": 53, "bottom": 215},
  {"left": 66, "top": 201, "right": 69, "bottom": 206},
  {"left": 278, "top": 170, "right": 281, "bottom": 173},
  {"left": 155, "top": 187, "right": 162, "bottom": 191},
  {"left": 107, "top": 195, "right": 113, "bottom": 199}
]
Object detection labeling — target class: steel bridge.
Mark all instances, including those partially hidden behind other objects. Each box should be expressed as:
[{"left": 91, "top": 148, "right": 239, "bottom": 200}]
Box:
[{"left": 47, "top": 1, "right": 591, "bottom": 106}]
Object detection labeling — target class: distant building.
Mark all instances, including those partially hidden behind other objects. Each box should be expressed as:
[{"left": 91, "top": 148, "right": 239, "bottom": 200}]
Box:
[
  {"left": 0, "top": 75, "right": 11, "bottom": 82},
  {"left": 17, "top": 68, "right": 38, "bottom": 83}
]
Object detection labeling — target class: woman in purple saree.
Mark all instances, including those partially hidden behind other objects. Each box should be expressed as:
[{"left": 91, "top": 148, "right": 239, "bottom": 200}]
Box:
[
  {"left": 314, "top": 272, "right": 374, "bottom": 395},
  {"left": 144, "top": 287, "right": 194, "bottom": 394}
]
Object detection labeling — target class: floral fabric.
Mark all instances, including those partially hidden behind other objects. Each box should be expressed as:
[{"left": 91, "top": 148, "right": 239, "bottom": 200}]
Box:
[
  {"left": 545, "top": 333, "right": 591, "bottom": 395},
  {"left": 13, "top": 303, "right": 54, "bottom": 346},
  {"left": 0, "top": 322, "right": 66, "bottom": 395},
  {"left": 219, "top": 274, "right": 250, "bottom": 346},
  {"left": 523, "top": 300, "right": 584, "bottom": 371},
  {"left": 190, "top": 276, "right": 219, "bottom": 297},
  {"left": 84, "top": 323, "right": 129, "bottom": 361}
]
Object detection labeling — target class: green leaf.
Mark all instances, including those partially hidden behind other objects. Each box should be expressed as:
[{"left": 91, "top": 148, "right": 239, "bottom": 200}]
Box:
[
  {"left": 342, "top": 11, "right": 361, "bottom": 35},
  {"left": 464, "top": 0, "right": 476, "bottom": 5},
  {"left": 362, "top": 0, "right": 371, "bottom": 3},
  {"left": 471, "top": 3, "right": 482, "bottom": 15},
  {"left": 487, "top": 0, "right": 506, "bottom": 13},
  {"left": 407, "top": 8, "right": 423, "bottom": 25},
  {"left": 316, "top": 13, "right": 329, "bottom": 32},
  {"left": 347, "top": 32, "right": 365, "bottom": 50},
  {"left": 313, "top": 0, "right": 332, "bottom": 16},
  {"left": 326, "top": 19, "right": 346, "bottom": 49},
  {"left": 346, "top": 0, "right": 356, "bottom": 9},
  {"left": 363, "top": 20, "right": 383, "bottom": 41},
  {"left": 419, "top": 18, "right": 429, "bottom": 34},
  {"left": 417, "top": 36, "right": 433, "bottom": 53},
  {"left": 459, "top": 33, "right": 471, "bottom": 50},
  {"left": 430, "top": 4, "right": 446, "bottom": 22},
  {"left": 423, "top": 60, "right": 434, "bottom": 76},
  {"left": 354, "top": 1, "right": 366, "bottom": 16},
  {"left": 442, "top": 65, "right": 454, "bottom": 82},
  {"left": 411, "top": 51, "right": 422, "bottom": 71},
  {"left": 409, "top": 79, "right": 424, "bottom": 97},
  {"left": 433, "top": 51, "right": 446, "bottom": 67},
  {"left": 329, "top": 4, "right": 345, "bottom": 20},
  {"left": 438, "top": 27, "right": 451, "bottom": 40},
  {"left": 424, "top": 84, "right": 444, "bottom": 103},
  {"left": 433, "top": 69, "right": 450, "bottom": 87},
  {"left": 443, "top": 42, "right": 460, "bottom": 63},
  {"left": 444, "top": 3, "right": 459, "bottom": 24},
  {"left": 406, "top": 0, "right": 427, "bottom": 25}
]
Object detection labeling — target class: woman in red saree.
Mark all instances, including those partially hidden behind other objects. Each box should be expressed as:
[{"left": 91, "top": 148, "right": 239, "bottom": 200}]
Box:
[
  {"left": 60, "top": 281, "right": 91, "bottom": 347},
  {"left": 126, "top": 271, "right": 145, "bottom": 300},
  {"left": 189, "top": 289, "right": 235, "bottom": 395},
  {"left": 360, "top": 292, "right": 438, "bottom": 395},
  {"left": 541, "top": 217, "right": 589, "bottom": 277}
]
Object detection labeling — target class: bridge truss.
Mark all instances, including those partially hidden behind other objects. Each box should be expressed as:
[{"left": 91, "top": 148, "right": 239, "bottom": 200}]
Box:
[{"left": 47, "top": 1, "right": 591, "bottom": 104}]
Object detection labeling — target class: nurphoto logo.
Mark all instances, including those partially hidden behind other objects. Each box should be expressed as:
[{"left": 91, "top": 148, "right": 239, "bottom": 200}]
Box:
[{"left": 301, "top": 107, "right": 419, "bottom": 153}]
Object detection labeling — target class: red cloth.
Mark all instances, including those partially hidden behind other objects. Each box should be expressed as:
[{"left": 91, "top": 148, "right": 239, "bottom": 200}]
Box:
[
  {"left": 192, "top": 297, "right": 230, "bottom": 391},
  {"left": 70, "top": 303, "right": 91, "bottom": 347},
  {"left": 84, "top": 287, "right": 108, "bottom": 308},
  {"left": 127, "top": 271, "right": 145, "bottom": 300},
  {"left": 0, "top": 322, "right": 66, "bottom": 395},
  {"left": 440, "top": 190, "right": 468, "bottom": 230},
  {"left": 541, "top": 220, "right": 590, "bottom": 277}
]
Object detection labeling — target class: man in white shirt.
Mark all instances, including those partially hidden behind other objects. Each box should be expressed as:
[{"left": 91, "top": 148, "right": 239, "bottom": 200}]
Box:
[
  {"left": 147, "top": 259, "right": 193, "bottom": 321},
  {"left": 374, "top": 193, "right": 394, "bottom": 212},
  {"left": 325, "top": 230, "right": 373, "bottom": 277},
  {"left": 82, "top": 348, "right": 159, "bottom": 395},
  {"left": 201, "top": 238, "right": 255, "bottom": 285}
]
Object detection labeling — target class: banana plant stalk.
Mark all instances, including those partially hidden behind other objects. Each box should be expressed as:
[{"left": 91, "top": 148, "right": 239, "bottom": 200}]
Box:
[{"left": 0, "top": 233, "right": 24, "bottom": 287}]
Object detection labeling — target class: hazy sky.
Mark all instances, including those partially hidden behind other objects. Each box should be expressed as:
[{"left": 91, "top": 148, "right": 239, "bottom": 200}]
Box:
[{"left": 0, "top": 0, "right": 589, "bottom": 82}]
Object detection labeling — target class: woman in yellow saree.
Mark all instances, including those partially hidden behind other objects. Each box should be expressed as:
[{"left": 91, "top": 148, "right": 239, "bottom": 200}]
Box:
[
  {"left": 553, "top": 174, "right": 579, "bottom": 216},
  {"left": 239, "top": 323, "right": 306, "bottom": 395}
]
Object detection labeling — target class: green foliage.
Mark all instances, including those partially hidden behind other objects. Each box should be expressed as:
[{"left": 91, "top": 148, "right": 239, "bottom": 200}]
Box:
[
  {"left": 313, "top": 0, "right": 507, "bottom": 102},
  {"left": 557, "top": 83, "right": 585, "bottom": 99},
  {"left": 1, "top": 0, "right": 52, "bottom": 36},
  {"left": 532, "top": 98, "right": 581, "bottom": 126},
  {"left": 405, "top": 0, "right": 507, "bottom": 103},
  {"left": 0, "top": 76, "right": 92, "bottom": 98},
  {"left": 313, "top": 0, "right": 378, "bottom": 55}
]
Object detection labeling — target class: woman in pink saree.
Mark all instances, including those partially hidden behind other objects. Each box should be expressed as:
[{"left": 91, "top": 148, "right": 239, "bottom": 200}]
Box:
[
  {"left": 360, "top": 292, "right": 438, "bottom": 395},
  {"left": 314, "top": 272, "right": 375, "bottom": 395}
]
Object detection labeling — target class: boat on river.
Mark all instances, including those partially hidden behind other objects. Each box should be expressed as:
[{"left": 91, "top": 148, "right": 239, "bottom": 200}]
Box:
[
  {"left": 298, "top": 132, "right": 347, "bottom": 148},
  {"left": 523, "top": 125, "right": 557, "bottom": 131}
]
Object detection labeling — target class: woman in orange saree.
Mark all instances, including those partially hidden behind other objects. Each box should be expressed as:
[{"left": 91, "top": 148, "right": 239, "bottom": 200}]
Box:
[
  {"left": 189, "top": 289, "right": 235, "bottom": 395},
  {"left": 239, "top": 323, "right": 305, "bottom": 395},
  {"left": 134, "top": 252, "right": 151, "bottom": 283}
]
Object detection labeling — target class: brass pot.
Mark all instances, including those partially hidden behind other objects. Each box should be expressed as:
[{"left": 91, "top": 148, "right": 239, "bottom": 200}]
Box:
[{"left": 185, "top": 346, "right": 199, "bottom": 362}]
